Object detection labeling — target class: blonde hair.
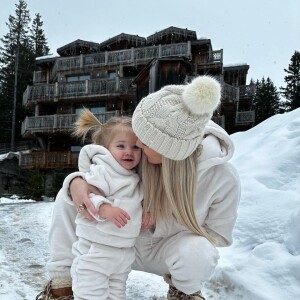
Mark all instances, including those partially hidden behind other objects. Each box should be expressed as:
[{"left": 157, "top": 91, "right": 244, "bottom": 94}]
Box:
[
  {"left": 73, "top": 108, "right": 132, "bottom": 147},
  {"left": 142, "top": 146, "right": 215, "bottom": 244}
]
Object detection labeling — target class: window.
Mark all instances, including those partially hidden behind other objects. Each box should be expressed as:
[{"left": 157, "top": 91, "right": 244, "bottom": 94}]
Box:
[
  {"left": 91, "top": 107, "right": 106, "bottom": 113},
  {"left": 108, "top": 71, "right": 117, "bottom": 79},
  {"left": 71, "top": 146, "right": 81, "bottom": 152},
  {"left": 75, "top": 106, "right": 106, "bottom": 115},
  {"left": 67, "top": 74, "right": 90, "bottom": 82}
]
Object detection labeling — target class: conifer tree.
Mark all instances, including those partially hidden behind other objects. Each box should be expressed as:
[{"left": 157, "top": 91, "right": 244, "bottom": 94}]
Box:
[
  {"left": 253, "top": 77, "right": 282, "bottom": 125},
  {"left": 280, "top": 51, "right": 300, "bottom": 111},
  {"left": 30, "top": 13, "right": 50, "bottom": 57},
  {"left": 0, "top": 0, "right": 31, "bottom": 146},
  {"left": 0, "top": 1, "right": 49, "bottom": 148}
]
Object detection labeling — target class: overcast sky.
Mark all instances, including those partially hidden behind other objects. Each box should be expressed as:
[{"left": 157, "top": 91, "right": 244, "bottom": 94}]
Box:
[{"left": 1, "top": 0, "right": 299, "bottom": 88}]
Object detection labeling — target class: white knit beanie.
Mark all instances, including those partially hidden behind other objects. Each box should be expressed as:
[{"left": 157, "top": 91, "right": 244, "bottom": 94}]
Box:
[{"left": 132, "top": 76, "right": 221, "bottom": 160}]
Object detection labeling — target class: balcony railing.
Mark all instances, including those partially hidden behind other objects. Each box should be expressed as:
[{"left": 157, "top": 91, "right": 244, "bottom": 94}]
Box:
[
  {"left": 222, "top": 83, "right": 239, "bottom": 102},
  {"left": 235, "top": 110, "right": 255, "bottom": 124},
  {"left": 19, "top": 151, "right": 79, "bottom": 169},
  {"left": 21, "top": 111, "right": 120, "bottom": 135},
  {"left": 33, "top": 70, "right": 48, "bottom": 84},
  {"left": 239, "top": 84, "right": 256, "bottom": 99},
  {"left": 50, "top": 42, "right": 192, "bottom": 79},
  {"left": 23, "top": 78, "right": 134, "bottom": 105},
  {"left": 198, "top": 50, "right": 223, "bottom": 65}
]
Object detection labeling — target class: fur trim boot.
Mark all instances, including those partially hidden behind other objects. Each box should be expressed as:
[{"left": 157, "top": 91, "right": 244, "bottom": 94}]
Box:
[
  {"left": 35, "top": 278, "right": 73, "bottom": 300},
  {"left": 163, "top": 274, "right": 206, "bottom": 300}
]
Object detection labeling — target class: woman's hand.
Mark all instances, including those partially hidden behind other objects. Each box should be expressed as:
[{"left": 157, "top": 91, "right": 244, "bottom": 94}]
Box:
[
  {"left": 99, "top": 203, "right": 131, "bottom": 228},
  {"left": 69, "top": 177, "right": 101, "bottom": 222},
  {"left": 141, "top": 211, "right": 155, "bottom": 231}
]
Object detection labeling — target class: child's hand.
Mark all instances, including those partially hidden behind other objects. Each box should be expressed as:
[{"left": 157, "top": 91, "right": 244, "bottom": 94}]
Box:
[
  {"left": 141, "top": 211, "right": 154, "bottom": 231},
  {"left": 99, "top": 204, "right": 131, "bottom": 228}
]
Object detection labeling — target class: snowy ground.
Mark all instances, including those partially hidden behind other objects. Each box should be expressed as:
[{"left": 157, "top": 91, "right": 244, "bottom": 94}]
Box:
[{"left": 1, "top": 108, "right": 300, "bottom": 300}]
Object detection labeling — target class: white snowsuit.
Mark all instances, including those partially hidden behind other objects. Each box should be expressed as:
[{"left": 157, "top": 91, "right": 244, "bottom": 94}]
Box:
[
  {"left": 61, "top": 145, "right": 143, "bottom": 300},
  {"left": 47, "top": 121, "right": 240, "bottom": 296}
]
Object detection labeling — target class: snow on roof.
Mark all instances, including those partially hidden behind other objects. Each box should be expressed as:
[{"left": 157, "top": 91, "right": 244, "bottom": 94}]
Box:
[
  {"left": 224, "top": 63, "right": 248, "bottom": 67},
  {"left": 35, "top": 54, "right": 59, "bottom": 60}
]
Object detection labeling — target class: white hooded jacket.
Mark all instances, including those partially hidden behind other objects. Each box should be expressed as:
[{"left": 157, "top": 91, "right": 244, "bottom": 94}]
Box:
[{"left": 144, "top": 120, "right": 240, "bottom": 247}]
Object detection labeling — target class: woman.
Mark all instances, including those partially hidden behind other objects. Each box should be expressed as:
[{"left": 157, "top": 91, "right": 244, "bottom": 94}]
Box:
[{"left": 39, "top": 76, "right": 240, "bottom": 300}]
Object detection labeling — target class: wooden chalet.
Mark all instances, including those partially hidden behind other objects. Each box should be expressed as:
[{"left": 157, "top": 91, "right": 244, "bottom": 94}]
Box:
[{"left": 20, "top": 26, "right": 255, "bottom": 170}]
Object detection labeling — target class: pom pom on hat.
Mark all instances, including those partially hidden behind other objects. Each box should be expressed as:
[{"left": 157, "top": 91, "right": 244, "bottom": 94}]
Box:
[
  {"left": 182, "top": 76, "right": 221, "bottom": 115},
  {"left": 132, "top": 75, "right": 221, "bottom": 160}
]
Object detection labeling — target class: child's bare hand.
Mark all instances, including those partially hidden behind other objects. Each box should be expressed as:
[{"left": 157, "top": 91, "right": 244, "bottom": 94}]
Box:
[
  {"left": 141, "top": 211, "right": 154, "bottom": 231},
  {"left": 99, "top": 204, "right": 131, "bottom": 228}
]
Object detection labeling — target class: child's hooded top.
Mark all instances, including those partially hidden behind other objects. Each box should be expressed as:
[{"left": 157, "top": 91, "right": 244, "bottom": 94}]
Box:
[{"left": 66, "top": 144, "right": 143, "bottom": 248}]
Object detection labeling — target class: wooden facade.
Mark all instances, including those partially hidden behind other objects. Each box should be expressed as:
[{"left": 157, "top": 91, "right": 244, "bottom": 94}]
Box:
[{"left": 20, "top": 26, "right": 255, "bottom": 169}]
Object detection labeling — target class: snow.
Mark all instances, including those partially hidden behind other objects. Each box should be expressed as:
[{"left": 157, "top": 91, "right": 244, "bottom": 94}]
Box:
[
  {"left": 35, "top": 54, "right": 58, "bottom": 60},
  {"left": 0, "top": 152, "right": 19, "bottom": 162},
  {"left": 0, "top": 108, "right": 299, "bottom": 299}
]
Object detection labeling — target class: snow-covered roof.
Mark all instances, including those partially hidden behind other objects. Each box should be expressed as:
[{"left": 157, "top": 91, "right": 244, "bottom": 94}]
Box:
[{"left": 35, "top": 54, "right": 59, "bottom": 60}]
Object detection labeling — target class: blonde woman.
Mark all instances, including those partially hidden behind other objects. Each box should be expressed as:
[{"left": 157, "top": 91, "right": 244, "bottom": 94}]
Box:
[{"left": 40, "top": 76, "right": 240, "bottom": 300}]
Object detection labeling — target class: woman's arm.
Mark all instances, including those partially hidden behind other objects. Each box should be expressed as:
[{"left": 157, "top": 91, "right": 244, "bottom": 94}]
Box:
[
  {"left": 69, "top": 177, "right": 101, "bottom": 221},
  {"left": 201, "top": 163, "right": 241, "bottom": 247}
]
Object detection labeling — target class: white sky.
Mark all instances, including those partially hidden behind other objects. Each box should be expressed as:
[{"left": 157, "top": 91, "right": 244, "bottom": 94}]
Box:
[
  {"left": 1, "top": 0, "right": 299, "bottom": 89},
  {"left": 1, "top": 108, "right": 300, "bottom": 299}
]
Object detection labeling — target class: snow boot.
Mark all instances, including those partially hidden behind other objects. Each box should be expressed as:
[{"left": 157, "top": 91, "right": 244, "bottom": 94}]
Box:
[
  {"left": 163, "top": 274, "right": 206, "bottom": 300},
  {"left": 35, "top": 279, "right": 73, "bottom": 300}
]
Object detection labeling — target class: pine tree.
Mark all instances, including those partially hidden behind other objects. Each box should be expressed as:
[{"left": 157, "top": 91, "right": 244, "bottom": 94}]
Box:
[
  {"left": 30, "top": 13, "right": 50, "bottom": 57},
  {"left": 0, "top": 1, "right": 50, "bottom": 147},
  {"left": 0, "top": 0, "right": 31, "bottom": 146},
  {"left": 280, "top": 51, "right": 300, "bottom": 111},
  {"left": 253, "top": 77, "right": 282, "bottom": 125}
]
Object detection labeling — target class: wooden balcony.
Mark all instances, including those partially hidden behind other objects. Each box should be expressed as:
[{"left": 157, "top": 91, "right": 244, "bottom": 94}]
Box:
[
  {"left": 222, "top": 83, "right": 239, "bottom": 102},
  {"left": 19, "top": 151, "right": 79, "bottom": 169},
  {"left": 239, "top": 84, "right": 256, "bottom": 99},
  {"left": 21, "top": 111, "right": 120, "bottom": 135},
  {"left": 222, "top": 83, "right": 256, "bottom": 103},
  {"left": 33, "top": 70, "right": 48, "bottom": 84},
  {"left": 50, "top": 42, "right": 192, "bottom": 79},
  {"left": 23, "top": 78, "right": 134, "bottom": 106},
  {"left": 235, "top": 110, "right": 255, "bottom": 124},
  {"left": 197, "top": 50, "right": 223, "bottom": 66}
]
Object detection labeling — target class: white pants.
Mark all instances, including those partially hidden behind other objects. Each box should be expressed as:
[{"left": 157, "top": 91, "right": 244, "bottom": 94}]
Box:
[
  {"left": 47, "top": 191, "right": 219, "bottom": 295},
  {"left": 133, "top": 231, "right": 219, "bottom": 294},
  {"left": 71, "top": 238, "right": 135, "bottom": 300}
]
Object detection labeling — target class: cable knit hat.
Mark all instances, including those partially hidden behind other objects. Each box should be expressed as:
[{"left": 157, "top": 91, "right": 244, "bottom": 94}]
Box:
[{"left": 132, "top": 76, "right": 221, "bottom": 160}]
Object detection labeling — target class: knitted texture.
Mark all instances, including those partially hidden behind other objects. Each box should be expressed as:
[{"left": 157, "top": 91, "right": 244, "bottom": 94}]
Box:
[{"left": 132, "top": 76, "right": 221, "bottom": 160}]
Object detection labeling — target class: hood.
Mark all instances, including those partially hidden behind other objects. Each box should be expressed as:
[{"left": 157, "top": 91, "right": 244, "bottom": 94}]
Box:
[{"left": 199, "top": 120, "right": 235, "bottom": 170}]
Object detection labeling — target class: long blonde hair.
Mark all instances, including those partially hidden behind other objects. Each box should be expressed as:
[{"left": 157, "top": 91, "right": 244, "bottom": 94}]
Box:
[
  {"left": 72, "top": 108, "right": 132, "bottom": 147},
  {"left": 142, "top": 146, "right": 215, "bottom": 244}
]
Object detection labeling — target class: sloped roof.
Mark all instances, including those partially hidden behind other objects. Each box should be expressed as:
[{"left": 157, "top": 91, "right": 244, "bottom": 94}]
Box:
[
  {"left": 57, "top": 39, "right": 99, "bottom": 56},
  {"left": 147, "top": 26, "right": 197, "bottom": 45},
  {"left": 98, "top": 33, "right": 146, "bottom": 51}
]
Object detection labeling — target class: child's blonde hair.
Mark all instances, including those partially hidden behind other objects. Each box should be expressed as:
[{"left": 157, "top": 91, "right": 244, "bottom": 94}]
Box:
[{"left": 73, "top": 108, "right": 132, "bottom": 147}]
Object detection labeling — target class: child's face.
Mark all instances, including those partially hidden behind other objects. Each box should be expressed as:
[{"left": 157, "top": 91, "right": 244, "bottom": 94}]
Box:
[{"left": 108, "top": 126, "right": 141, "bottom": 170}]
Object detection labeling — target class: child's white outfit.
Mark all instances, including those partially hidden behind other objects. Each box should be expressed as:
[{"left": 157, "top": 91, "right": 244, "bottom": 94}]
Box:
[{"left": 69, "top": 144, "right": 143, "bottom": 300}]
